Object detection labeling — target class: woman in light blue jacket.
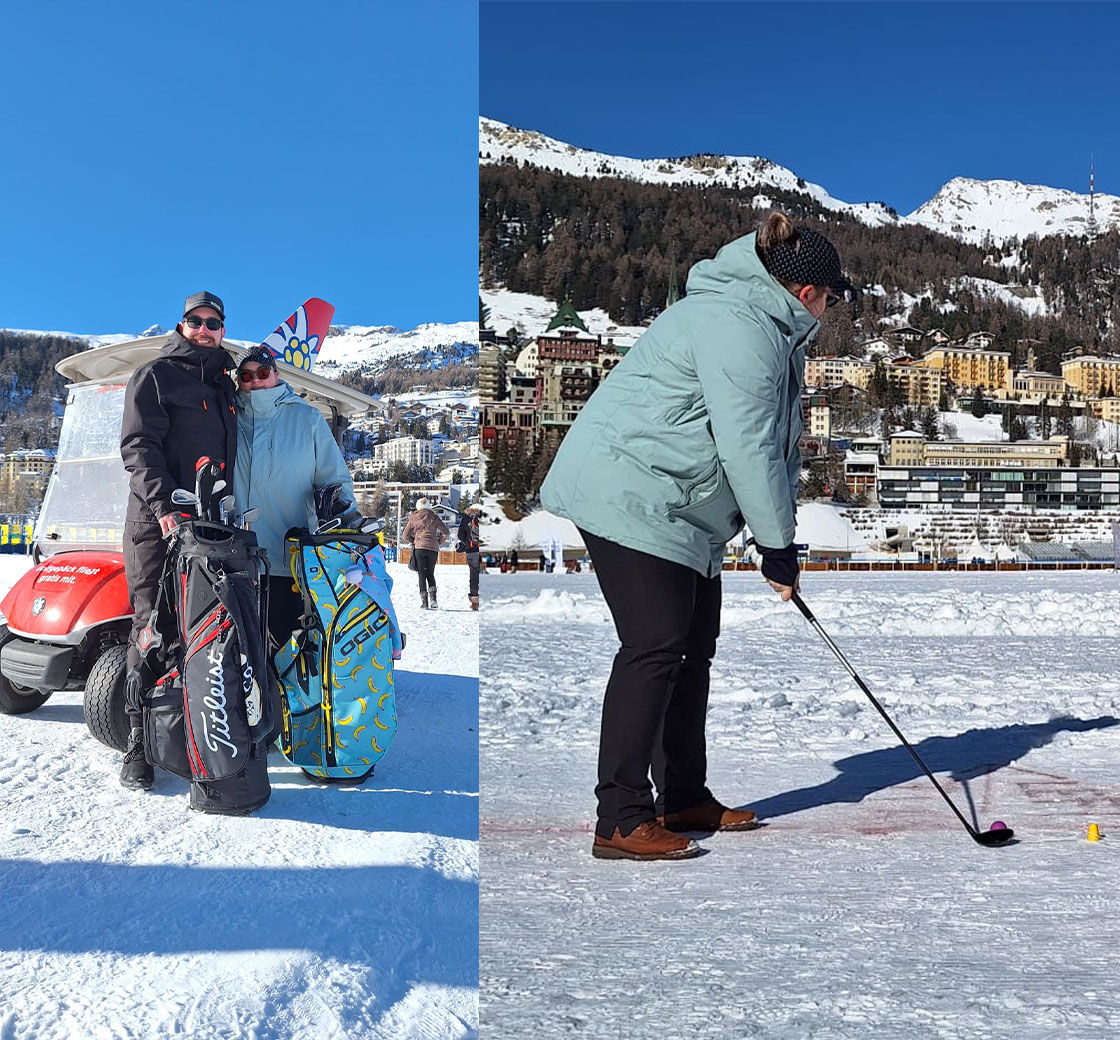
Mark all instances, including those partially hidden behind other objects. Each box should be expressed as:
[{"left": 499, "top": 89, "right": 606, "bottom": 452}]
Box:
[
  {"left": 541, "top": 212, "right": 855, "bottom": 862},
  {"left": 232, "top": 346, "right": 355, "bottom": 650}
]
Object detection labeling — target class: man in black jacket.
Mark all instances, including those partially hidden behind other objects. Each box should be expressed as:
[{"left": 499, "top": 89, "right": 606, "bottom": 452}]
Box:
[{"left": 118, "top": 290, "right": 238, "bottom": 789}]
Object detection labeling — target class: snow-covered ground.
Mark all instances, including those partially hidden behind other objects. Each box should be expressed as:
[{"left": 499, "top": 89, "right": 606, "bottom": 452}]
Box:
[
  {"left": 481, "top": 288, "right": 646, "bottom": 351},
  {"left": 480, "top": 567, "right": 1120, "bottom": 1039},
  {"left": 0, "top": 556, "right": 478, "bottom": 1040}
]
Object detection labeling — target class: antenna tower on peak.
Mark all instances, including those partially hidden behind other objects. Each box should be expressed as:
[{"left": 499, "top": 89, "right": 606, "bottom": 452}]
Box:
[{"left": 1087, "top": 156, "right": 1098, "bottom": 241}]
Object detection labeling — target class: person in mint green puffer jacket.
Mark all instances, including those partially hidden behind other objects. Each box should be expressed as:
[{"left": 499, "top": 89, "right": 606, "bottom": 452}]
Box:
[
  {"left": 231, "top": 347, "right": 354, "bottom": 652},
  {"left": 540, "top": 213, "right": 856, "bottom": 862}
]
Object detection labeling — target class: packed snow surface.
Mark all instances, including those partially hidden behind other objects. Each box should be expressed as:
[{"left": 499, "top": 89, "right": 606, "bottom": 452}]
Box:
[
  {"left": 480, "top": 567, "right": 1120, "bottom": 1039},
  {"left": 0, "top": 557, "right": 478, "bottom": 1040}
]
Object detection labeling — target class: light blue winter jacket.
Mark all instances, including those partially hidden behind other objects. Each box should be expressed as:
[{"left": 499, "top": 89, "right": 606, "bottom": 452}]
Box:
[
  {"left": 233, "top": 382, "right": 355, "bottom": 570},
  {"left": 540, "top": 232, "right": 818, "bottom": 577}
]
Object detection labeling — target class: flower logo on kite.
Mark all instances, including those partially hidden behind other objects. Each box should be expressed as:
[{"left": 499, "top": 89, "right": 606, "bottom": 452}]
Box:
[{"left": 262, "top": 304, "right": 319, "bottom": 371}]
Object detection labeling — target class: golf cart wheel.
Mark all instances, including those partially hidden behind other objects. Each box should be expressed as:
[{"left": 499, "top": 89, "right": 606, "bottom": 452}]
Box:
[
  {"left": 83, "top": 643, "right": 130, "bottom": 751},
  {"left": 0, "top": 627, "right": 52, "bottom": 715}
]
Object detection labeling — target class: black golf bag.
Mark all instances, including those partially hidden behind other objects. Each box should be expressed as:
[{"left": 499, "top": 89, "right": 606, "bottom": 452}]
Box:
[{"left": 137, "top": 515, "right": 276, "bottom": 815}]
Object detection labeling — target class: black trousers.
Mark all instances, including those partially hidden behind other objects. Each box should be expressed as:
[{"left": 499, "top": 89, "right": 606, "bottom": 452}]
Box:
[
  {"left": 123, "top": 519, "right": 174, "bottom": 725},
  {"left": 581, "top": 530, "right": 721, "bottom": 839},
  {"left": 413, "top": 548, "right": 438, "bottom": 596},
  {"left": 266, "top": 575, "right": 303, "bottom": 650}
]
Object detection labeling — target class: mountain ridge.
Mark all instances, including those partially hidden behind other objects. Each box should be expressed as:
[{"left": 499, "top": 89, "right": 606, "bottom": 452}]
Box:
[{"left": 480, "top": 116, "right": 1111, "bottom": 246}]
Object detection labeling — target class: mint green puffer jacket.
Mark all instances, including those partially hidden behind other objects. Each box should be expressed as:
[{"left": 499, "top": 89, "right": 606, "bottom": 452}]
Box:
[
  {"left": 540, "top": 232, "right": 818, "bottom": 578},
  {"left": 232, "top": 382, "right": 355, "bottom": 570}
]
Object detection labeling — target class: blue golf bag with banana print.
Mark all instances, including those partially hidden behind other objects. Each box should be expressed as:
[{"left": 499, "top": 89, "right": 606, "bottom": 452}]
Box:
[{"left": 274, "top": 526, "right": 403, "bottom": 783}]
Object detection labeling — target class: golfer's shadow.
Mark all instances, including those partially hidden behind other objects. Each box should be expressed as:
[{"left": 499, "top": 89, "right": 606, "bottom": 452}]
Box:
[{"left": 748, "top": 714, "right": 1120, "bottom": 821}]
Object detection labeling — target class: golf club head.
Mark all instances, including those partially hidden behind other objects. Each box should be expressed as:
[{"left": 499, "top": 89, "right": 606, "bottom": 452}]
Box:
[
  {"left": 241, "top": 507, "right": 261, "bottom": 526},
  {"left": 973, "top": 826, "right": 1015, "bottom": 847},
  {"left": 171, "top": 489, "right": 200, "bottom": 507}
]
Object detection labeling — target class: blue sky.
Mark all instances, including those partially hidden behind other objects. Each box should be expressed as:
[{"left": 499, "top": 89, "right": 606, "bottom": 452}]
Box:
[
  {"left": 1, "top": 0, "right": 477, "bottom": 340},
  {"left": 482, "top": 0, "right": 1118, "bottom": 216}
]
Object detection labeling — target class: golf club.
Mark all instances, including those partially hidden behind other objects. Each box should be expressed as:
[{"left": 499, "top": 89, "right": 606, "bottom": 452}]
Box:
[
  {"left": 218, "top": 494, "right": 235, "bottom": 526},
  {"left": 170, "top": 488, "right": 200, "bottom": 516},
  {"left": 194, "top": 456, "right": 211, "bottom": 511},
  {"left": 791, "top": 591, "right": 1014, "bottom": 848}
]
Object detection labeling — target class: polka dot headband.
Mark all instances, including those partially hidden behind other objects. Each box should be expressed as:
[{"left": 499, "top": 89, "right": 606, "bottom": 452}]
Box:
[{"left": 760, "top": 227, "right": 856, "bottom": 299}]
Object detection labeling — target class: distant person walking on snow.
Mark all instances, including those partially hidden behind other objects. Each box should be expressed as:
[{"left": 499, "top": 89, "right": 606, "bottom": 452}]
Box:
[
  {"left": 457, "top": 503, "right": 481, "bottom": 610},
  {"left": 402, "top": 497, "right": 449, "bottom": 608},
  {"left": 542, "top": 213, "right": 856, "bottom": 861}
]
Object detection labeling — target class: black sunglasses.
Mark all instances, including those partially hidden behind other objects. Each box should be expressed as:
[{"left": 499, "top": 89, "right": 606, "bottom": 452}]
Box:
[{"left": 184, "top": 315, "right": 224, "bottom": 331}]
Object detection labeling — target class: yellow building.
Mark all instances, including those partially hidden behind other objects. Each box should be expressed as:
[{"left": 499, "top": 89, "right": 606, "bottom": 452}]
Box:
[
  {"left": 804, "top": 356, "right": 872, "bottom": 390},
  {"left": 1086, "top": 397, "right": 1120, "bottom": 423},
  {"left": 920, "top": 438, "right": 1069, "bottom": 468},
  {"left": 887, "top": 432, "right": 925, "bottom": 467},
  {"left": 922, "top": 346, "right": 1011, "bottom": 392},
  {"left": 885, "top": 361, "right": 943, "bottom": 406},
  {"left": 1060, "top": 356, "right": 1120, "bottom": 397}
]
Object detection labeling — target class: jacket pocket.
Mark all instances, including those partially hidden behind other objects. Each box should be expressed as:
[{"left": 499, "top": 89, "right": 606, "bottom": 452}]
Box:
[
  {"left": 666, "top": 463, "right": 744, "bottom": 539},
  {"left": 666, "top": 458, "right": 720, "bottom": 513}
]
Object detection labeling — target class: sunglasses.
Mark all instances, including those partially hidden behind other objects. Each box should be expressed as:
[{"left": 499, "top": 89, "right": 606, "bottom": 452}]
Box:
[
  {"left": 184, "top": 315, "right": 224, "bottom": 331},
  {"left": 238, "top": 366, "right": 274, "bottom": 383},
  {"left": 825, "top": 291, "right": 844, "bottom": 309}
]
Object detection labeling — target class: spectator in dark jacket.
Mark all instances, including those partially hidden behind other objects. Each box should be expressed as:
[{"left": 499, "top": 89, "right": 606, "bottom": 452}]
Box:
[
  {"left": 118, "top": 291, "right": 237, "bottom": 790},
  {"left": 401, "top": 497, "right": 450, "bottom": 608},
  {"left": 457, "top": 504, "right": 481, "bottom": 610}
]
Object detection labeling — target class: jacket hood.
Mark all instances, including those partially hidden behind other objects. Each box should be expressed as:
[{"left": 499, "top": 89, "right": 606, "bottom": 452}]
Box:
[
  {"left": 161, "top": 330, "right": 236, "bottom": 381},
  {"left": 236, "top": 380, "right": 298, "bottom": 416},
  {"left": 685, "top": 232, "right": 820, "bottom": 343}
]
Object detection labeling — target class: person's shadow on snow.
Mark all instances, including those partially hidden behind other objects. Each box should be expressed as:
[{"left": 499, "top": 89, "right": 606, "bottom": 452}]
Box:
[{"left": 747, "top": 714, "right": 1120, "bottom": 822}]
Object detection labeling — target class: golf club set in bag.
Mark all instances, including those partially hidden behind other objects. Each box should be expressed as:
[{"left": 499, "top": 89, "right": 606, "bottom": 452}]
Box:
[
  {"left": 274, "top": 483, "right": 403, "bottom": 784},
  {"left": 133, "top": 468, "right": 405, "bottom": 809},
  {"left": 132, "top": 457, "right": 274, "bottom": 814}
]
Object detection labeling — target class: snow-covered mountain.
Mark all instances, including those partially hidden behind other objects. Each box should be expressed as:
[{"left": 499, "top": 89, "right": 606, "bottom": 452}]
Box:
[
  {"left": 909, "top": 176, "right": 1120, "bottom": 245},
  {"left": 2, "top": 320, "right": 479, "bottom": 376},
  {"left": 317, "top": 320, "right": 479, "bottom": 377},
  {"left": 480, "top": 117, "right": 897, "bottom": 229},
  {"left": 481, "top": 116, "right": 1113, "bottom": 246}
]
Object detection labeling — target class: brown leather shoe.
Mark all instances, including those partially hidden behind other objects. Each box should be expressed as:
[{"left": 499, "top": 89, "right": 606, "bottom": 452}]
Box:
[
  {"left": 591, "top": 820, "right": 701, "bottom": 861},
  {"left": 659, "top": 797, "right": 758, "bottom": 833}
]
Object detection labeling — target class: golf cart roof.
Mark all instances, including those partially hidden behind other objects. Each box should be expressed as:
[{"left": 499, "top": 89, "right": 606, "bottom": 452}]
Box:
[{"left": 56, "top": 337, "right": 380, "bottom": 420}]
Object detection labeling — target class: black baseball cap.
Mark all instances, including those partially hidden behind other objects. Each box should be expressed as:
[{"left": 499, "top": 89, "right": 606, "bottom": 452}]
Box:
[{"left": 183, "top": 291, "right": 225, "bottom": 321}]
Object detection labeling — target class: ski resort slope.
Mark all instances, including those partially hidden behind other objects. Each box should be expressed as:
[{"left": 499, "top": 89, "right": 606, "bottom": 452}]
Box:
[
  {"left": 480, "top": 568, "right": 1120, "bottom": 1039},
  {"left": 0, "top": 558, "right": 478, "bottom": 1040}
]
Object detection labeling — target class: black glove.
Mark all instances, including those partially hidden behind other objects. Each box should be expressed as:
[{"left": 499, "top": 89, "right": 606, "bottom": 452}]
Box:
[{"left": 756, "top": 542, "right": 799, "bottom": 587}]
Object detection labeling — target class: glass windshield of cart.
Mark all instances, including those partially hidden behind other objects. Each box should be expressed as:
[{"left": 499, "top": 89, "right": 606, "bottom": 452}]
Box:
[{"left": 35, "top": 383, "right": 130, "bottom": 556}]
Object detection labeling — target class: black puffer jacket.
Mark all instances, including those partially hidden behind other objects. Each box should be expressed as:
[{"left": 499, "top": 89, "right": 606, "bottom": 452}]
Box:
[
  {"left": 120, "top": 332, "right": 238, "bottom": 523},
  {"left": 457, "top": 514, "right": 479, "bottom": 552}
]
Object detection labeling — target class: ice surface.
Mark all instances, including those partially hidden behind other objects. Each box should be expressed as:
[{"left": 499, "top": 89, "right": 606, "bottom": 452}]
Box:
[{"left": 481, "top": 568, "right": 1120, "bottom": 1039}]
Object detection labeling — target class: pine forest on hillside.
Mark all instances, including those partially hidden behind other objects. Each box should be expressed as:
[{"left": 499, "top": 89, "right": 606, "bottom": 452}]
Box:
[{"left": 480, "top": 162, "right": 1120, "bottom": 368}]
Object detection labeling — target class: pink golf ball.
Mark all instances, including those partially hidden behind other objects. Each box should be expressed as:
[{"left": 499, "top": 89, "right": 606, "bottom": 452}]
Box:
[{"left": 989, "top": 820, "right": 1007, "bottom": 831}]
